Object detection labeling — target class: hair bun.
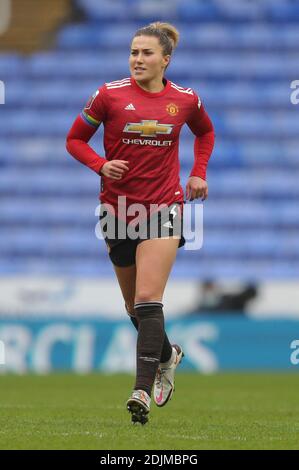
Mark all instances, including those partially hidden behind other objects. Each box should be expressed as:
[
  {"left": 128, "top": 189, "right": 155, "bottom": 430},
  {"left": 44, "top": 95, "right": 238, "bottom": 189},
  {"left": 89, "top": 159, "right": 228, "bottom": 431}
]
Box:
[{"left": 149, "top": 21, "right": 179, "bottom": 49}]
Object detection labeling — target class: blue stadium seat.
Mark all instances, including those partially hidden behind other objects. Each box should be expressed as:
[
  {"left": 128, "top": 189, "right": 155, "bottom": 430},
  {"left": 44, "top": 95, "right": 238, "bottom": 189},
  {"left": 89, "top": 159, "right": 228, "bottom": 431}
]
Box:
[
  {"left": 5, "top": 79, "right": 292, "bottom": 109},
  {"left": 57, "top": 24, "right": 134, "bottom": 49},
  {"left": 0, "top": 54, "right": 24, "bottom": 79},
  {"left": 2, "top": 225, "right": 298, "bottom": 259},
  {"left": 57, "top": 23, "right": 299, "bottom": 50},
  {"left": 76, "top": 0, "right": 178, "bottom": 22}
]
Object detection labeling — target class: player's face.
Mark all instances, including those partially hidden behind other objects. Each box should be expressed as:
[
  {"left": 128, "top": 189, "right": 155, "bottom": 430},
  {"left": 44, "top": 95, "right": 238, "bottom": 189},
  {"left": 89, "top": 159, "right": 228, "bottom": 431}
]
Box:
[{"left": 129, "top": 36, "right": 170, "bottom": 83}]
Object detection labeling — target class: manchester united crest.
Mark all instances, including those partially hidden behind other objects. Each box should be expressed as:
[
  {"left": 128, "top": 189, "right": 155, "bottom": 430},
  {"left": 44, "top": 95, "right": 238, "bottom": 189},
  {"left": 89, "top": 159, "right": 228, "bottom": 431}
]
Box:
[{"left": 166, "top": 103, "right": 179, "bottom": 116}]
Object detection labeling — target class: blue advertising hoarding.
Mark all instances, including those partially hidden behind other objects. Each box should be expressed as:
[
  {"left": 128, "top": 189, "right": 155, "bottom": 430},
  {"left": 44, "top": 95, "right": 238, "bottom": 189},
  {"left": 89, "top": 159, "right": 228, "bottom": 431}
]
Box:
[{"left": 0, "top": 316, "right": 299, "bottom": 373}]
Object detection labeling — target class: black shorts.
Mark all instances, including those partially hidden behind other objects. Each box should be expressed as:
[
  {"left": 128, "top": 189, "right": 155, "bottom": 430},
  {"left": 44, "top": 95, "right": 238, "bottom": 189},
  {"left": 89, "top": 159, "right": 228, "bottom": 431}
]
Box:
[{"left": 99, "top": 202, "right": 185, "bottom": 267}]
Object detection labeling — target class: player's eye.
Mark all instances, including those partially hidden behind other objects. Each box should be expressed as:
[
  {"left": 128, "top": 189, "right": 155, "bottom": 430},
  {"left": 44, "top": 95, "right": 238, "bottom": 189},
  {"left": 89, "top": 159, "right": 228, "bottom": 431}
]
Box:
[{"left": 131, "top": 51, "right": 152, "bottom": 55}]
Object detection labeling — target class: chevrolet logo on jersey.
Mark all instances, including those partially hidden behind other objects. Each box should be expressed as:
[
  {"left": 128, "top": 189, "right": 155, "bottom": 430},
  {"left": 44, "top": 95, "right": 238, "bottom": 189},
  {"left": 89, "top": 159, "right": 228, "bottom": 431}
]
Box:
[{"left": 123, "top": 120, "right": 173, "bottom": 137}]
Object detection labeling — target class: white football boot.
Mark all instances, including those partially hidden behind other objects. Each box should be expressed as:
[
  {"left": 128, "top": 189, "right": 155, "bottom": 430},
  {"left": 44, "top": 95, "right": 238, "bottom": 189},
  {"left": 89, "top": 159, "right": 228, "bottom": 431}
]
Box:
[
  {"left": 154, "top": 344, "right": 184, "bottom": 407},
  {"left": 126, "top": 389, "right": 151, "bottom": 425}
]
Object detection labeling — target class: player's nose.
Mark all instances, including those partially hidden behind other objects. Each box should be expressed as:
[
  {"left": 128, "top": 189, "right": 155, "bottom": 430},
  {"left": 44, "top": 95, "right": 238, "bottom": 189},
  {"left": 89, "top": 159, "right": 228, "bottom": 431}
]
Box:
[{"left": 136, "top": 53, "right": 144, "bottom": 63}]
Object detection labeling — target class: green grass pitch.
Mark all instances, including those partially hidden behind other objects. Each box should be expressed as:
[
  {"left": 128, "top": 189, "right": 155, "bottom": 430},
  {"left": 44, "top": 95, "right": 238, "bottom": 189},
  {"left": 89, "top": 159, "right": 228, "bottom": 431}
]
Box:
[{"left": 0, "top": 373, "right": 298, "bottom": 450}]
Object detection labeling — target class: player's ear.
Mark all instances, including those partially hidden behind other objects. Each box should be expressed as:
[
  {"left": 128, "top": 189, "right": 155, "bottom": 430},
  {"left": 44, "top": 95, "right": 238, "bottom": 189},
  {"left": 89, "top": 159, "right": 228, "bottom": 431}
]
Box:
[
  {"left": 164, "top": 55, "right": 170, "bottom": 65},
  {"left": 163, "top": 54, "right": 171, "bottom": 69}
]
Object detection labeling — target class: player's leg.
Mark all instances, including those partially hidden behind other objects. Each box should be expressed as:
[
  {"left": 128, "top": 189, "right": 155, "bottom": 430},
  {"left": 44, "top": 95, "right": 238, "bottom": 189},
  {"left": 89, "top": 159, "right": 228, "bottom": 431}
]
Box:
[
  {"left": 133, "top": 237, "right": 184, "bottom": 411},
  {"left": 127, "top": 237, "right": 181, "bottom": 423},
  {"left": 111, "top": 247, "right": 174, "bottom": 360},
  {"left": 131, "top": 238, "right": 179, "bottom": 396},
  {"left": 103, "top": 234, "right": 136, "bottom": 314},
  {"left": 107, "top": 233, "right": 181, "bottom": 423},
  {"left": 135, "top": 237, "right": 180, "bottom": 301},
  {"left": 112, "top": 263, "right": 137, "bottom": 322},
  {"left": 134, "top": 203, "right": 183, "bottom": 342}
]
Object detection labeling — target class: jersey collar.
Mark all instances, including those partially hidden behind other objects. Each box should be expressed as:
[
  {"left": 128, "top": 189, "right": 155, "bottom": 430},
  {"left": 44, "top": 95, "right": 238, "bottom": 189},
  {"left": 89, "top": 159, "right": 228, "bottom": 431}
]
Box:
[{"left": 130, "top": 76, "right": 170, "bottom": 98}]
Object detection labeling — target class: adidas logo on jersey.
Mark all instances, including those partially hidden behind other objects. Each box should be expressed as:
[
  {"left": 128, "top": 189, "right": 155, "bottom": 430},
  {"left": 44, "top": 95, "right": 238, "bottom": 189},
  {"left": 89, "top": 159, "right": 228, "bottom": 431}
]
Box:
[{"left": 125, "top": 103, "right": 136, "bottom": 110}]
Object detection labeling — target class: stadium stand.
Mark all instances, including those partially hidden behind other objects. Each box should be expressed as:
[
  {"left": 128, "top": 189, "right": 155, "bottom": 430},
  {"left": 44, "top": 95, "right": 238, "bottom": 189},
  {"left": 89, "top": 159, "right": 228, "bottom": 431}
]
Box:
[
  {"left": 0, "top": 0, "right": 71, "bottom": 53},
  {"left": 0, "top": 0, "right": 299, "bottom": 279}
]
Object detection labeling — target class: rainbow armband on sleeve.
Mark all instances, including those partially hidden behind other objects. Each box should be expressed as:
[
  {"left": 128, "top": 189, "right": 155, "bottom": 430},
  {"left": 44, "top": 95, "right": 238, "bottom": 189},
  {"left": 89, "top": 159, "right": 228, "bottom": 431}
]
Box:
[{"left": 81, "top": 111, "right": 101, "bottom": 128}]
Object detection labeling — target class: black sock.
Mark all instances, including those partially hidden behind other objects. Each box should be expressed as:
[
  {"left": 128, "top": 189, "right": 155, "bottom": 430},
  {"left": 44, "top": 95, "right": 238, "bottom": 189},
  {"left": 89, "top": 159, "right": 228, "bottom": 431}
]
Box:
[
  {"left": 160, "top": 334, "right": 173, "bottom": 363},
  {"left": 129, "top": 314, "right": 139, "bottom": 331},
  {"left": 134, "top": 301, "right": 165, "bottom": 396},
  {"left": 127, "top": 306, "right": 172, "bottom": 363}
]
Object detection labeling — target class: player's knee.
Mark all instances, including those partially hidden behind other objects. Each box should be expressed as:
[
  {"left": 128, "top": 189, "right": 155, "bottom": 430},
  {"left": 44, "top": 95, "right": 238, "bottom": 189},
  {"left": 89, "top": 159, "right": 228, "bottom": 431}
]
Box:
[
  {"left": 125, "top": 302, "right": 135, "bottom": 317},
  {"left": 134, "top": 291, "right": 162, "bottom": 305}
]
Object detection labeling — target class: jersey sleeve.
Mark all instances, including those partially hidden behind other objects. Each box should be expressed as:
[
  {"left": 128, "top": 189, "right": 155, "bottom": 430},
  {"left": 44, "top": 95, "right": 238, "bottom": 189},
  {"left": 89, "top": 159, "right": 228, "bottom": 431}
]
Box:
[
  {"left": 66, "top": 85, "right": 108, "bottom": 174},
  {"left": 186, "top": 92, "right": 214, "bottom": 136},
  {"left": 186, "top": 91, "right": 215, "bottom": 180},
  {"left": 80, "top": 85, "right": 108, "bottom": 129}
]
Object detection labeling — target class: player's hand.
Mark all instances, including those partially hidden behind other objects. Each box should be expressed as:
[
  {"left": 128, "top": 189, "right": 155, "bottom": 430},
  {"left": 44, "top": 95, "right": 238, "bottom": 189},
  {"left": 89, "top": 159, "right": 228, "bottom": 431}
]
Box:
[
  {"left": 185, "top": 176, "right": 208, "bottom": 201},
  {"left": 100, "top": 160, "right": 129, "bottom": 180}
]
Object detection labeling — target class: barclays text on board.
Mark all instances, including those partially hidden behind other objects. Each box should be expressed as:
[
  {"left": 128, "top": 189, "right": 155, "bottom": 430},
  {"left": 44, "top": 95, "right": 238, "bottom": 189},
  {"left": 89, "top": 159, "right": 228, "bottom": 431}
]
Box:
[{"left": 0, "top": 317, "right": 298, "bottom": 373}]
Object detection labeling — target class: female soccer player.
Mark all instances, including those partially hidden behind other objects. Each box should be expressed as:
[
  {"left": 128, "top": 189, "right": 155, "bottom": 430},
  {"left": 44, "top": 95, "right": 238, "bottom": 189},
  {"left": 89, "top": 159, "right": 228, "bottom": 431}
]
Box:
[{"left": 66, "top": 22, "right": 215, "bottom": 425}]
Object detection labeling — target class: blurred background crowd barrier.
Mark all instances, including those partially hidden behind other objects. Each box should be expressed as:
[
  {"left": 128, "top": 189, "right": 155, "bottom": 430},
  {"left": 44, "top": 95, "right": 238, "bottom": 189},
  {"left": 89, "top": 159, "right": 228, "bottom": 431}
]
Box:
[{"left": 0, "top": 0, "right": 299, "bottom": 373}]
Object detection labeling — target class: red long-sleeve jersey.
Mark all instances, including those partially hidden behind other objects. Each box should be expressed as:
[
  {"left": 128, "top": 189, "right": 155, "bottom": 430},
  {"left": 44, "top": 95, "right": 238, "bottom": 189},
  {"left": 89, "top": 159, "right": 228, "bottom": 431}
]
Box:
[{"left": 66, "top": 76, "right": 215, "bottom": 220}]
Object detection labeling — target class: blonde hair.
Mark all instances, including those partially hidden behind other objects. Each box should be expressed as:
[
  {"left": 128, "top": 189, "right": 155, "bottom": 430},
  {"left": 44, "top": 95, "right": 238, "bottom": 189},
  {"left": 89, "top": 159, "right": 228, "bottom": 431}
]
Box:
[{"left": 133, "top": 21, "right": 180, "bottom": 56}]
